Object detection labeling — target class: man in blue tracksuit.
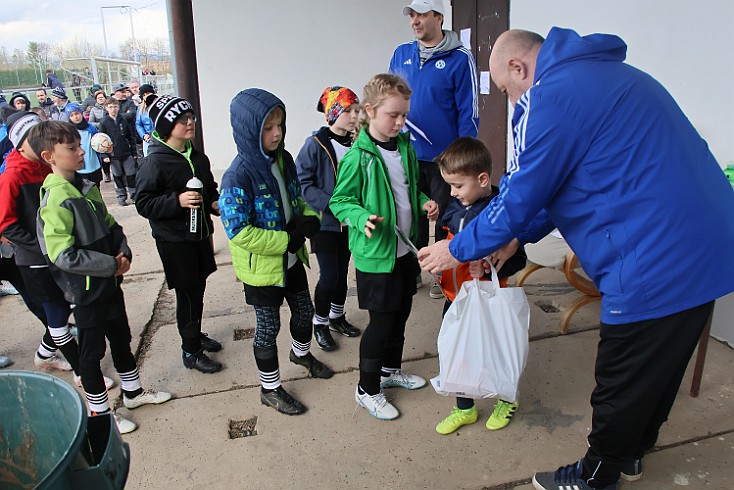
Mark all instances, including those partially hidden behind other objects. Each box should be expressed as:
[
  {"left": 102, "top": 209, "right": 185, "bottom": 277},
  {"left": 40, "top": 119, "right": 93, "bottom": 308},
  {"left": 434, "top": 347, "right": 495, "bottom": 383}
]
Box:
[
  {"left": 419, "top": 27, "right": 734, "bottom": 490},
  {"left": 389, "top": 0, "right": 479, "bottom": 278}
]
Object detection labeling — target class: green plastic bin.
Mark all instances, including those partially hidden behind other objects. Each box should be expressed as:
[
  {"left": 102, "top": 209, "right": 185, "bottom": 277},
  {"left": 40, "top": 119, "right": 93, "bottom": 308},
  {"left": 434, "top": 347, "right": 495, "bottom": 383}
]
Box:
[{"left": 0, "top": 370, "right": 130, "bottom": 489}]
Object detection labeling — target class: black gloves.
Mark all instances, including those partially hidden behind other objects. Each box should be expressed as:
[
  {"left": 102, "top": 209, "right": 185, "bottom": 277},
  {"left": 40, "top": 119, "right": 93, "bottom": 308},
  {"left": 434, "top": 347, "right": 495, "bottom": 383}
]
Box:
[
  {"left": 291, "top": 215, "right": 321, "bottom": 238},
  {"left": 286, "top": 215, "right": 320, "bottom": 253},
  {"left": 287, "top": 232, "right": 305, "bottom": 253}
]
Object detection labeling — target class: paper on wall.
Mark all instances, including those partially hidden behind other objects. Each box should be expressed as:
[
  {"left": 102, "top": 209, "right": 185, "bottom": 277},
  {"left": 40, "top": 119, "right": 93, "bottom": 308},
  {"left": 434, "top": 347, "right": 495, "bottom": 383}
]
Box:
[
  {"left": 480, "top": 71, "right": 491, "bottom": 95},
  {"left": 460, "top": 28, "right": 471, "bottom": 50}
]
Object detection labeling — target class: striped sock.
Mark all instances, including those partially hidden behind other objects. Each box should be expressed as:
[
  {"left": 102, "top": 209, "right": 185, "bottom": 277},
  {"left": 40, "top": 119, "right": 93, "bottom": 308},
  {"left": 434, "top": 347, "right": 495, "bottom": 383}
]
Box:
[
  {"left": 86, "top": 390, "right": 110, "bottom": 414},
  {"left": 118, "top": 367, "right": 142, "bottom": 394},
  {"left": 381, "top": 366, "right": 398, "bottom": 378},
  {"left": 37, "top": 342, "right": 56, "bottom": 358},
  {"left": 291, "top": 339, "right": 310, "bottom": 357},
  {"left": 48, "top": 325, "right": 74, "bottom": 347},
  {"left": 329, "top": 304, "right": 345, "bottom": 319},
  {"left": 313, "top": 314, "right": 329, "bottom": 325},
  {"left": 259, "top": 369, "right": 280, "bottom": 390}
]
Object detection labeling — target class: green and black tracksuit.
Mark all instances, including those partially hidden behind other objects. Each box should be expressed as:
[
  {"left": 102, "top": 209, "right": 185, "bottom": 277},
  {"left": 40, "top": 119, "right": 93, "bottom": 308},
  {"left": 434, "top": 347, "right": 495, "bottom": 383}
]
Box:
[{"left": 38, "top": 173, "right": 140, "bottom": 412}]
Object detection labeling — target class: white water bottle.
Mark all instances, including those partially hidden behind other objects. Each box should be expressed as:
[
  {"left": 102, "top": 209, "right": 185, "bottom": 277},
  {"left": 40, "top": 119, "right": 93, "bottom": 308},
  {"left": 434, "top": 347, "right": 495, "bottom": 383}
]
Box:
[{"left": 185, "top": 177, "right": 204, "bottom": 241}]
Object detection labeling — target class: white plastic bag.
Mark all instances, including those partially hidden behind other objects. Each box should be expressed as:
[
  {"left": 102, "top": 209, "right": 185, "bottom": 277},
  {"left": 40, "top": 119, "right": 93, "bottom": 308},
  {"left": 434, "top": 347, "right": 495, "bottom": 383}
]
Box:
[{"left": 430, "top": 268, "right": 530, "bottom": 402}]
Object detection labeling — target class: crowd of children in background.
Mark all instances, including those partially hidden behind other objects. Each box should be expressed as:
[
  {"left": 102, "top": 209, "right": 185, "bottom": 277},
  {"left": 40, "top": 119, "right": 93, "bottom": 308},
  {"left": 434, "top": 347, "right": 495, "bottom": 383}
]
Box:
[{"left": 0, "top": 70, "right": 526, "bottom": 437}]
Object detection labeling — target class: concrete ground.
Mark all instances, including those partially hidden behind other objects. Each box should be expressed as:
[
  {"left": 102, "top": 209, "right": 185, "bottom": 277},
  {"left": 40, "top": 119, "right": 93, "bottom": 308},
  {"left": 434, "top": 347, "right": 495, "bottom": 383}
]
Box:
[{"left": 1, "top": 180, "right": 733, "bottom": 490}]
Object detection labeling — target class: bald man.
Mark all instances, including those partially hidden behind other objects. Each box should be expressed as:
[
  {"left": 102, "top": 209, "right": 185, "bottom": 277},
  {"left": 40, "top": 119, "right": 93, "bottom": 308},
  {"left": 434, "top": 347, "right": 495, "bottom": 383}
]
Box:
[{"left": 418, "top": 27, "right": 734, "bottom": 490}]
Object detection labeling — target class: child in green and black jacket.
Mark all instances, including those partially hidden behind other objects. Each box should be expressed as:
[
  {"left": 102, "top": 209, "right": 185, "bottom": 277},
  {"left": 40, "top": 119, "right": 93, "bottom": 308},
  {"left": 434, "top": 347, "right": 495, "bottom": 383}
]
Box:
[{"left": 32, "top": 120, "right": 171, "bottom": 435}]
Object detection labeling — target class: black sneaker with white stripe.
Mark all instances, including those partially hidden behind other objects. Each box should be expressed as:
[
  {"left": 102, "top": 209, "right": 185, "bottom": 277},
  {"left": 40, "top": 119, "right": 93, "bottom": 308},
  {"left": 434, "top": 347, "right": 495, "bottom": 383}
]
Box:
[{"left": 532, "top": 460, "right": 617, "bottom": 490}]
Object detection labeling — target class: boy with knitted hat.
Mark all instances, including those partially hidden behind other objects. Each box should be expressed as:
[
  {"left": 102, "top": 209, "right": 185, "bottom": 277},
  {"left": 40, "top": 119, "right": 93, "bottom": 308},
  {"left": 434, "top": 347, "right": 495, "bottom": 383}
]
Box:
[
  {"left": 99, "top": 97, "right": 137, "bottom": 205},
  {"left": 66, "top": 103, "right": 104, "bottom": 186},
  {"left": 0, "top": 110, "right": 81, "bottom": 376},
  {"left": 136, "top": 94, "right": 224, "bottom": 373},
  {"left": 49, "top": 87, "right": 69, "bottom": 122},
  {"left": 295, "top": 86, "right": 362, "bottom": 352}
]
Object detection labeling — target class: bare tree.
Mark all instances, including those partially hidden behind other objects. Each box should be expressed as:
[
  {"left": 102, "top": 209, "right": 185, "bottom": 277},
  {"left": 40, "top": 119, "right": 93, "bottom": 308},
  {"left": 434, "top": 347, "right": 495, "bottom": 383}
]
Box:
[
  {"left": 0, "top": 46, "right": 10, "bottom": 68},
  {"left": 12, "top": 48, "right": 26, "bottom": 65}
]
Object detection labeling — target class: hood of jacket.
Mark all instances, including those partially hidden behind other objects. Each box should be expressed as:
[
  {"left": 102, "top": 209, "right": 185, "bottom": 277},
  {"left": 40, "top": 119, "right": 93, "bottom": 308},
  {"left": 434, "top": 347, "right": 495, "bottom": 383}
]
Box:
[
  {"left": 534, "top": 27, "right": 627, "bottom": 83},
  {"left": 147, "top": 135, "right": 192, "bottom": 161},
  {"left": 229, "top": 89, "right": 286, "bottom": 172},
  {"left": 4, "top": 148, "right": 51, "bottom": 179},
  {"left": 41, "top": 172, "right": 96, "bottom": 196}
]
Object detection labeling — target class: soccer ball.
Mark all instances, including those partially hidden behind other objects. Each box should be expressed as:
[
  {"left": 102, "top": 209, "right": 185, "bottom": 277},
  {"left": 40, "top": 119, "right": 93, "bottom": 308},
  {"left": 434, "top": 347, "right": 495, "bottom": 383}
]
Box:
[{"left": 90, "top": 132, "right": 113, "bottom": 154}]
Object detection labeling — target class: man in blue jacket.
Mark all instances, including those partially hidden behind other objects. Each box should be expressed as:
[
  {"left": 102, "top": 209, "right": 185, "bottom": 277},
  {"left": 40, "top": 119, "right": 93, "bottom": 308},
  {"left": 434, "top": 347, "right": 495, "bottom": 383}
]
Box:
[
  {"left": 390, "top": 0, "right": 479, "bottom": 295},
  {"left": 418, "top": 27, "right": 734, "bottom": 490}
]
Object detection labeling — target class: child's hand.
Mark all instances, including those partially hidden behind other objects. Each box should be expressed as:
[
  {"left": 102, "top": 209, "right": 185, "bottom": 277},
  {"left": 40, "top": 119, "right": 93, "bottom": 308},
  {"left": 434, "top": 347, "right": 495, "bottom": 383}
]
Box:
[
  {"left": 364, "top": 215, "right": 384, "bottom": 238},
  {"left": 469, "top": 259, "right": 489, "bottom": 278},
  {"left": 115, "top": 253, "right": 131, "bottom": 276},
  {"left": 424, "top": 200, "right": 439, "bottom": 221},
  {"left": 179, "top": 191, "right": 202, "bottom": 209},
  {"left": 488, "top": 239, "right": 520, "bottom": 272}
]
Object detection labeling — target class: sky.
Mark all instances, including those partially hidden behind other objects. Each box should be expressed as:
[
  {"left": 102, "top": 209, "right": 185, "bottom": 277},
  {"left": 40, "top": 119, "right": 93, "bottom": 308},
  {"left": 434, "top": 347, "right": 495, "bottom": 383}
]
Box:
[{"left": 0, "top": 1, "right": 169, "bottom": 55}]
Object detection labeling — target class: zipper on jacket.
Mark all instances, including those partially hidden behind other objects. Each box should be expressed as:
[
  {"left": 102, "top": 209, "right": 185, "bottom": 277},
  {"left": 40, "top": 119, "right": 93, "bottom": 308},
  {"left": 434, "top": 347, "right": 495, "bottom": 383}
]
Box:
[{"left": 314, "top": 136, "right": 342, "bottom": 232}]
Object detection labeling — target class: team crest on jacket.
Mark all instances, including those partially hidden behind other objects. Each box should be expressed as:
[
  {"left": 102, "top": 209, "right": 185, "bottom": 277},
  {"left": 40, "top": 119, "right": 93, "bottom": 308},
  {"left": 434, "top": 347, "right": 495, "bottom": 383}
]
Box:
[{"left": 435, "top": 60, "right": 446, "bottom": 69}]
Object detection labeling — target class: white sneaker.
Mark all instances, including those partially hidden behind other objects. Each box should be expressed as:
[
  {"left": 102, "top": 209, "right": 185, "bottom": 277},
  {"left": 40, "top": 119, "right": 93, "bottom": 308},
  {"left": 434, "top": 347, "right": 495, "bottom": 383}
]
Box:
[
  {"left": 380, "top": 370, "right": 427, "bottom": 390},
  {"left": 428, "top": 279, "right": 444, "bottom": 299},
  {"left": 34, "top": 353, "right": 72, "bottom": 372},
  {"left": 114, "top": 413, "right": 137, "bottom": 434},
  {"left": 0, "top": 355, "right": 13, "bottom": 368},
  {"left": 123, "top": 390, "right": 173, "bottom": 410},
  {"left": 355, "top": 386, "right": 399, "bottom": 420},
  {"left": 74, "top": 374, "right": 115, "bottom": 391}
]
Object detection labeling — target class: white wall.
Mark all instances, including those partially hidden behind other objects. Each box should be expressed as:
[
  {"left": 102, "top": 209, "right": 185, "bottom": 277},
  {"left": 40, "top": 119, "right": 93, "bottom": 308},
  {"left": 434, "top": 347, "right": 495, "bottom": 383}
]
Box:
[
  {"left": 510, "top": 0, "right": 734, "bottom": 167},
  {"left": 192, "top": 0, "right": 451, "bottom": 169}
]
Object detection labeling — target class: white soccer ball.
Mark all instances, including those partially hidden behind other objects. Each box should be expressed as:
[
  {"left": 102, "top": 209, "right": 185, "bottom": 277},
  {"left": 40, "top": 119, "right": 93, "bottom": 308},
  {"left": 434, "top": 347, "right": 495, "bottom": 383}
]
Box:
[{"left": 90, "top": 132, "right": 113, "bottom": 154}]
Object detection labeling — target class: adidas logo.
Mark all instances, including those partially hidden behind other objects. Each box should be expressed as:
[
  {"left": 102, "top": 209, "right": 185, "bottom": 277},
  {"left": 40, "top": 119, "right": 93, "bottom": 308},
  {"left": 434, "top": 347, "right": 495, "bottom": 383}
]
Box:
[{"left": 404, "top": 59, "right": 412, "bottom": 65}]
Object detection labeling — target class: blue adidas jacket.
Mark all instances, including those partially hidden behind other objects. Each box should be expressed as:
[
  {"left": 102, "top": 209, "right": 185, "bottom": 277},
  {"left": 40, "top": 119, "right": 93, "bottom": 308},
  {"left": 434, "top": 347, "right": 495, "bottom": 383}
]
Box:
[
  {"left": 389, "top": 37, "right": 479, "bottom": 162},
  {"left": 450, "top": 27, "right": 734, "bottom": 324}
]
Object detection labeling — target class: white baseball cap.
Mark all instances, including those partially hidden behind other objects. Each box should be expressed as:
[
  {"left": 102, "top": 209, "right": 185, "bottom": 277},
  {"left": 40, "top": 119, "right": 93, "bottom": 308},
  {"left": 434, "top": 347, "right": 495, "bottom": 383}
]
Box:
[{"left": 403, "top": 0, "right": 444, "bottom": 16}]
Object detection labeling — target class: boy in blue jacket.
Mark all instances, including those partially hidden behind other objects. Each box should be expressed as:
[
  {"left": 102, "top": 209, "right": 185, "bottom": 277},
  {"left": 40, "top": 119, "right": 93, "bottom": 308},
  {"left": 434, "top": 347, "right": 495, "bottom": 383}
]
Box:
[{"left": 219, "top": 89, "right": 334, "bottom": 416}]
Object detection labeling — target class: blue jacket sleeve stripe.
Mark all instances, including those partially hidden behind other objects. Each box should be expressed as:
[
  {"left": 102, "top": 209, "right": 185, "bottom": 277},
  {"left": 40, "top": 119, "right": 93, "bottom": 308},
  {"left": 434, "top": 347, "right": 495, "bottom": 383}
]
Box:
[{"left": 457, "top": 46, "right": 479, "bottom": 123}]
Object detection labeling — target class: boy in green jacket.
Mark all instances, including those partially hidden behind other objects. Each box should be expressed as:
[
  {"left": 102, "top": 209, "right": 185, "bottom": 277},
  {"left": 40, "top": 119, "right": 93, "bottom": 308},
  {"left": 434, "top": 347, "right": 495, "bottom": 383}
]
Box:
[
  {"left": 32, "top": 121, "right": 171, "bottom": 434},
  {"left": 330, "top": 74, "right": 438, "bottom": 420}
]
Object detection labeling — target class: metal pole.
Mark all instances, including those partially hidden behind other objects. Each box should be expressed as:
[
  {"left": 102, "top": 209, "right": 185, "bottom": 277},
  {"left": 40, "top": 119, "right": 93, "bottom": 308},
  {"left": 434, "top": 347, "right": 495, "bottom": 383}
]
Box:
[
  {"left": 100, "top": 8, "right": 114, "bottom": 88},
  {"left": 167, "top": 0, "right": 204, "bottom": 152},
  {"left": 101, "top": 8, "right": 109, "bottom": 56},
  {"left": 128, "top": 7, "right": 138, "bottom": 77}
]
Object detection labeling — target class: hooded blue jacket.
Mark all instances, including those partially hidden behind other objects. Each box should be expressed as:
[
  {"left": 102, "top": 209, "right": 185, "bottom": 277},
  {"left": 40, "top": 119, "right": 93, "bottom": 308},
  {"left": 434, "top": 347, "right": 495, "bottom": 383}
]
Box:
[
  {"left": 450, "top": 27, "right": 734, "bottom": 324},
  {"left": 219, "top": 89, "right": 317, "bottom": 287}
]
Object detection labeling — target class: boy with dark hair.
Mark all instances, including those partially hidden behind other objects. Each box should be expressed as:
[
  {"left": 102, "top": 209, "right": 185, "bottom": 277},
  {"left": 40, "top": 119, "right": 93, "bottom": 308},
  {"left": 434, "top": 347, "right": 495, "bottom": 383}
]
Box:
[
  {"left": 432, "top": 136, "right": 526, "bottom": 435},
  {"left": 220, "top": 88, "right": 334, "bottom": 415},
  {"left": 32, "top": 120, "right": 171, "bottom": 434},
  {"left": 99, "top": 97, "right": 137, "bottom": 206},
  {"left": 0, "top": 111, "right": 79, "bottom": 374}
]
